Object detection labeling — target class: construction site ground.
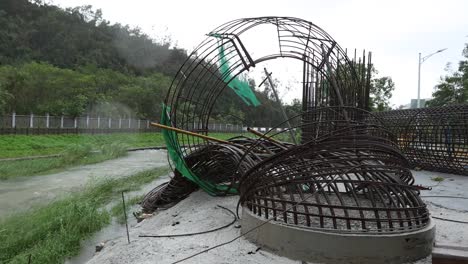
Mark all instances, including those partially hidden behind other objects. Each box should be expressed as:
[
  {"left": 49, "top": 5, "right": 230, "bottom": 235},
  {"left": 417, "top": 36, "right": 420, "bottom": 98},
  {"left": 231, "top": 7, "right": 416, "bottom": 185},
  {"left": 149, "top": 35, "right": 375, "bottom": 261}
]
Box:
[{"left": 82, "top": 169, "right": 467, "bottom": 264}]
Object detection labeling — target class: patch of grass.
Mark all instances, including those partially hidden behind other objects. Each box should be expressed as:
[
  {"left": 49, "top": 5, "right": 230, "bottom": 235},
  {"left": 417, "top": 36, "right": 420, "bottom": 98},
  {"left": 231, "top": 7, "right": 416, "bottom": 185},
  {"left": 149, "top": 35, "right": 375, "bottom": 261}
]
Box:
[
  {"left": 0, "top": 132, "right": 240, "bottom": 180},
  {"left": 431, "top": 176, "right": 445, "bottom": 182},
  {"left": 0, "top": 143, "right": 128, "bottom": 180},
  {"left": 0, "top": 132, "right": 240, "bottom": 159},
  {"left": 0, "top": 167, "right": 169, "bottom": 264},
  {"left": 0, "top": 133, "right": 161, "bottom": 159}
]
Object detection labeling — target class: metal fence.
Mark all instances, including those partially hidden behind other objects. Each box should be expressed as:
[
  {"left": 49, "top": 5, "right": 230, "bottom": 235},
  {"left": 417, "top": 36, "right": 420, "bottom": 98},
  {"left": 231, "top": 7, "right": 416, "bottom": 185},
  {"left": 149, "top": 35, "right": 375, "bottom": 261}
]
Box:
[{"left": 0, "top": 113, "right": 257, "bottom": 135}]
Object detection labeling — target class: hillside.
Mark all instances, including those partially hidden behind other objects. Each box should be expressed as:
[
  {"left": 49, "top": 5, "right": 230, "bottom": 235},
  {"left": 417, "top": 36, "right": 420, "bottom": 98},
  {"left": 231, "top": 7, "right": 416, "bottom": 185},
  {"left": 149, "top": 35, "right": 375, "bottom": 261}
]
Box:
[{"left": 0, "top": 0, "right": 298, "bottom": 125}]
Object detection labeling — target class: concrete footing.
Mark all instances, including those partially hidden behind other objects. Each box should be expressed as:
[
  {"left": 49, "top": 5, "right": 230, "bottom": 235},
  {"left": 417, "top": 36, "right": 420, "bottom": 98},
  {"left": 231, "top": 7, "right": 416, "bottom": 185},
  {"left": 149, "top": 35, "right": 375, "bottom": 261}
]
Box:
[{"left": 242, "top": 208, "right": 436, "bottom": 264}]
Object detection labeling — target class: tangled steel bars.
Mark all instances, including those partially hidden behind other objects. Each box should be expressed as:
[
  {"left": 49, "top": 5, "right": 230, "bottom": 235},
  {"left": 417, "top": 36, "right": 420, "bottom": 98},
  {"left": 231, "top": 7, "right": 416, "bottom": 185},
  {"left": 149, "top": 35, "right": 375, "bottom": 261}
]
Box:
[{"left": 142, "top": 17, "right": 433, "bottom": 236}]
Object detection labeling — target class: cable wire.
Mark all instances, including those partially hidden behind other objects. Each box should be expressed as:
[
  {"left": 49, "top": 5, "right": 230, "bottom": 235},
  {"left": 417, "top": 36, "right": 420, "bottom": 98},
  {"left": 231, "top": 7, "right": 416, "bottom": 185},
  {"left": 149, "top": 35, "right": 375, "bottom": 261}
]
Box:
[
  {"left": 139, "top": 205, "right": 237, "bottom": 238},
  {"left": 420, "top": 195, "right": 468, "bottom": 224},
  {"left": 170, "top": 166, "right": 358, "bottom": 264}
]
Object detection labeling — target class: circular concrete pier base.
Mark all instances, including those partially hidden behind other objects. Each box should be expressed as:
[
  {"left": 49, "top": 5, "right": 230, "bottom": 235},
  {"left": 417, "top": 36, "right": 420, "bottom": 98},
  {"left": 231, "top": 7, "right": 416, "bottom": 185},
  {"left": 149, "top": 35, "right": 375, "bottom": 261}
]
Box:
[{"left": 242, "top": 208, "right": 435, "bottom": 264}]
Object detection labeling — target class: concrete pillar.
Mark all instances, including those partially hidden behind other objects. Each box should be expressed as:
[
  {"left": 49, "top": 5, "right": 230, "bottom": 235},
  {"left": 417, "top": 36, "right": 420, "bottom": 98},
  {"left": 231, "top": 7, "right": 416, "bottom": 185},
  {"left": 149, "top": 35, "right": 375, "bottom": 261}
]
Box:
[
  {"left": 12, "top": 112, "right": 16, "bottom": 128},
  {"left": 30, "top": 113, "right": 34, "bottom": 128}
]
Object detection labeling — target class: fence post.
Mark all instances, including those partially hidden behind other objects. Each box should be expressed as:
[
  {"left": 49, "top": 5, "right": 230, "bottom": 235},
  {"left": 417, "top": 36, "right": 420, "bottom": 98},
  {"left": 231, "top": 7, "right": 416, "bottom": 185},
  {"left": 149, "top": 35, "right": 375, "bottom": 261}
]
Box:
[
  {"left": 108, "top": 117, "right": 112, "bottom": 129},
  {"left": 138, "top": 119, "right": 141, "bottom": 129},
  {"left": 60, "top": 116, "right": 64, "bottom": 129},
  {"left": 74, "top": 117, "right": 77, "bottom": 128},
  {"left": 119, "top": 117, "right": 122, "bottom": 129},
  {"left": 86, "top": 115, "right": 90, "bottom": 128},
  {"left": 97, "top": 116, "right": 100, "bottom": 129},
  {"left": 30, "top": 113, "right": 34, "bottom": 128},
  {"left": 146, "top": 120, "right": 149, "bottom": 129},
  {"left": 12, "top": 112, "right": 16, "bottom": 128},
  {"left": 128, "top": 118, "right": 131, "bottom": 129},
  {"left": 46, "top": 113, "right": 50, "bottom": 128}
]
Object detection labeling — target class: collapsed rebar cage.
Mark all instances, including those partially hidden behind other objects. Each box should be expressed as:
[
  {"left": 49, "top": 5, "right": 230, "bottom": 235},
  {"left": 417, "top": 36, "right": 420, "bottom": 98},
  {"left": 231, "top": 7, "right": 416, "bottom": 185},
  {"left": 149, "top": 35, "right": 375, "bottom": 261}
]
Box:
[
  {"left": 163, "top": 16, "right": 372, "bottom": 193},
  {"left": 143, "top": 17, "right": 432, "bottom": 235},
  {"left": 238, "top": 107, "right": 430, "bottom": 233}
]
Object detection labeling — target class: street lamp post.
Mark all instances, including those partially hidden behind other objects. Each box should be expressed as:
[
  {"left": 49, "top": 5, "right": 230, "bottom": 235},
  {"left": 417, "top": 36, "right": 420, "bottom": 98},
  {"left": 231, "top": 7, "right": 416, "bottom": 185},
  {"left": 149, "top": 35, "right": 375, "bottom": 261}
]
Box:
[{"left": 417, "top": 48, "right": 447, "bottom": 108}]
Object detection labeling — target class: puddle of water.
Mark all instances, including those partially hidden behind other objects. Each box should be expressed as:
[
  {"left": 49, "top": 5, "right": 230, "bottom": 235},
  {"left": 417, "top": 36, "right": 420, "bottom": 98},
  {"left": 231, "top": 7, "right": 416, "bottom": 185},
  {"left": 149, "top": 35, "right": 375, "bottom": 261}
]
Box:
[
  {"left": 0, "top": 150, "right": 168, "bottom": 219},
  {"left": 65, "top": 219, "right": 128, "bottom": 264}
]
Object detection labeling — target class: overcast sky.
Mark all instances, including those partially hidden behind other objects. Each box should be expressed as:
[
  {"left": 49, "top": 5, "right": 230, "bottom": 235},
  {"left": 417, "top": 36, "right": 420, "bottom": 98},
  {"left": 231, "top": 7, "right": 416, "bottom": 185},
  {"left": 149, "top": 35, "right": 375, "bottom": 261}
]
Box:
[{"left": 53, "top": 0, "right": 468, "bottom": 107}]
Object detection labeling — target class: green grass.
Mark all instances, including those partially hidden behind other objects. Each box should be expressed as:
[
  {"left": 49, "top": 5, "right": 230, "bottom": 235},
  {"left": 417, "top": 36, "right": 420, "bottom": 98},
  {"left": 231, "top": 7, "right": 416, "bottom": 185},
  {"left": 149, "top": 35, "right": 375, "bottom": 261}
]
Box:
[
  {"left": 0, "top": 132, "right": 240, "bottom": 159},
  {"left": 0, "top": 143, "right": 128, "bottom": 180},
  {"left": 431, "top": 176, "right": 445, "bottom": 182},
  {"left": 0, "top": 132, "right": 239, "bottom": 179},
  {"left": 0, "top": 167, "right": 169, "bottom": 264},
  {"left": 0, "top": 133, "right": 163, "bottom": 159}
]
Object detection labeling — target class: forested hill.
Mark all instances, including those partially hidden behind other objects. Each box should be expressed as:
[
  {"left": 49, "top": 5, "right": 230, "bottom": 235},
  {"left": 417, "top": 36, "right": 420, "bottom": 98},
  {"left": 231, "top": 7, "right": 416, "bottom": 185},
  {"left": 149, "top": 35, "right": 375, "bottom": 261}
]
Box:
[
  {"left": 0, "top": 0, "right": 300, "bottom": 126},
  {"left": 0, "top": 0, "right": 188, "bottom": 119},
  {"left": 0, "top": 0, "right": 186, "bottom": 74}
]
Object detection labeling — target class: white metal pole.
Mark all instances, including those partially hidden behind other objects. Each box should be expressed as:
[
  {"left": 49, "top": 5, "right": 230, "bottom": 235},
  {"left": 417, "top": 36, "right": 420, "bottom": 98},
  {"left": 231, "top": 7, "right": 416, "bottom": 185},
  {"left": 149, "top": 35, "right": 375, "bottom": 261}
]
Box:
[{"left": 12, "top": 112, "right": 15, "bottom": 128}]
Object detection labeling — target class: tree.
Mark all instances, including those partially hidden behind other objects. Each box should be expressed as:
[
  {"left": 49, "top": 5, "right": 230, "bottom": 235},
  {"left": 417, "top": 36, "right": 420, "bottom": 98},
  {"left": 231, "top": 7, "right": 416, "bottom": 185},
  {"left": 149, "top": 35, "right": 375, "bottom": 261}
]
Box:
[
  {"left": 370, "top": 76, "right": 395, "bottom": 111},
  {"left": 427, "top": 43, "right": 468, "bottom": 107},
  {"left": 0, "top": 84, "right": 11, "bottom": 114}
]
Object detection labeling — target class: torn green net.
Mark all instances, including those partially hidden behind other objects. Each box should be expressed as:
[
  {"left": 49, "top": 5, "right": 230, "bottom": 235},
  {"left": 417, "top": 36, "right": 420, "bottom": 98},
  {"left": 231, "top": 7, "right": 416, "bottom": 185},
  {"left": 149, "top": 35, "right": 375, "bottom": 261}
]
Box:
[
  {"left": 161, "top": 104, "right": 237, "bottom": 195},
  {"left": 211, "top": 34, "right": 260, "bottom": 107}
]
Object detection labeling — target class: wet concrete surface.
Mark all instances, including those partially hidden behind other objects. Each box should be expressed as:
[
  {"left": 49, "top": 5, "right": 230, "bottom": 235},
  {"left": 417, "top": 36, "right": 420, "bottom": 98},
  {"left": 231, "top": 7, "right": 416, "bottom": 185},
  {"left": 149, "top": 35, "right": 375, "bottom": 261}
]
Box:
[
  {"left": 413, "top": 170, "right": 468, "bottom": 261},
  {"left": 0, "top": 150, "right": 168, "bottom": 219}
]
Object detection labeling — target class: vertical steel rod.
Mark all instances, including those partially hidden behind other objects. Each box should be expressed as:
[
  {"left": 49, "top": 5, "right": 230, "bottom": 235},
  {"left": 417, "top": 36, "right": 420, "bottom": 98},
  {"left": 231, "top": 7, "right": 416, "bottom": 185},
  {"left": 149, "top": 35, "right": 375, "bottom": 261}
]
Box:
[
  {"left": 121, "top": 191, "right": 130, "bottom": 244},
  {"left": 263, "top": 68, "right": 297, "bottom": 144}
]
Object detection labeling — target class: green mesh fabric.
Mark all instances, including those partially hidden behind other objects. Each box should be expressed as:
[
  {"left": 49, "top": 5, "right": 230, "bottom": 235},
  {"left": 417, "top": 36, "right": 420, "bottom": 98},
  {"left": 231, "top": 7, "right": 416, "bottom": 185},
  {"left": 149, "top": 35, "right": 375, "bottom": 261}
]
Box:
[
  {"left": 215, "top": 37, "right": 260, "bottom": 107},
  {"left": 161, "top": 104, "right": 237, "bottom": 195}
]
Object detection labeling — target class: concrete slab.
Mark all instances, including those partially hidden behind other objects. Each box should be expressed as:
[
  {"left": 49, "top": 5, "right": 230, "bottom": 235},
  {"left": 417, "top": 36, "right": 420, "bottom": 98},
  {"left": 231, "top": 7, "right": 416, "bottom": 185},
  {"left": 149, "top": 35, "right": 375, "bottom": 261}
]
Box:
[
  {"left": 413, "top": 170, "right": 468, "bottom": 262},
  {"left": 242, "top": 208, "right": 435, "bottom": 264}
]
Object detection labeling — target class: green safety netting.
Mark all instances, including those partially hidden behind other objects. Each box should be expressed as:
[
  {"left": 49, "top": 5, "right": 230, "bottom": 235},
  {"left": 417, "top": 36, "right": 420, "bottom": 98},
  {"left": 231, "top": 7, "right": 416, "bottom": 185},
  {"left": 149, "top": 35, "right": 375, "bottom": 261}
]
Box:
[
  {"left": 159, "top": 36, "right": 261, "bottom": 195},
  {"left": 214, "top": 35, "right": 260, "bottom": 107},
  {"left": 161, "top": 104, "right": 238, "bottom": 196}
]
